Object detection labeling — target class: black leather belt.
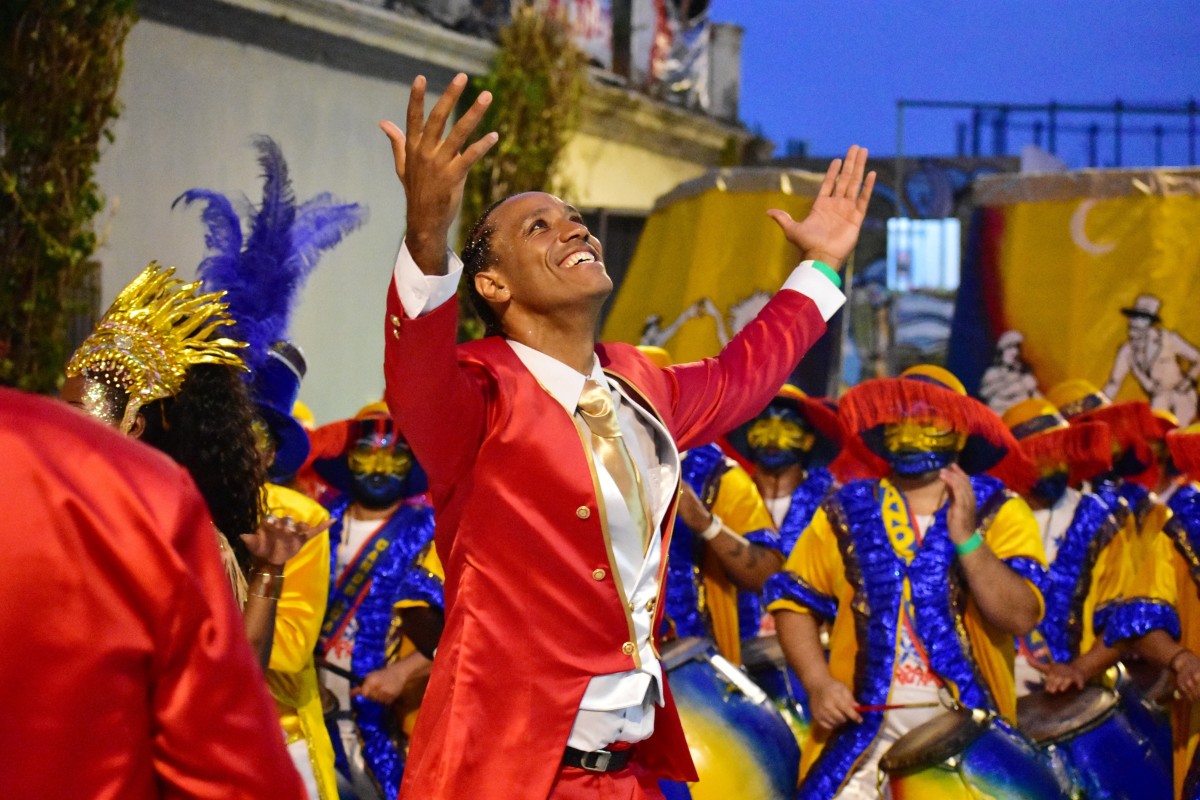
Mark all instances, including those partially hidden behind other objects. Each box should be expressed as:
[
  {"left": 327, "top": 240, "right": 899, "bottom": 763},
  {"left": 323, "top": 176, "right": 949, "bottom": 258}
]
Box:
[{"left": 562, "top": 745, "right": 632, "bottom": 773}]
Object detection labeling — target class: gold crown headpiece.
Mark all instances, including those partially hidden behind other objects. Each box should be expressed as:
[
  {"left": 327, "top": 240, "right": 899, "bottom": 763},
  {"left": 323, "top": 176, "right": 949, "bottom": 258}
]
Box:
[{"left": 65, "top": 262, "right": 248, "bottom": 431}]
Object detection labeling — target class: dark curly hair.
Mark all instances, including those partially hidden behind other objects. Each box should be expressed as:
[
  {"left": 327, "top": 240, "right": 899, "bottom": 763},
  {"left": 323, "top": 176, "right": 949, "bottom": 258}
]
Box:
[
  {"left": 138, "top": 363, "right": 266, "bottom": 568},
  {"left": 460, "top": 197, "right": 508, "bottom": 337}
]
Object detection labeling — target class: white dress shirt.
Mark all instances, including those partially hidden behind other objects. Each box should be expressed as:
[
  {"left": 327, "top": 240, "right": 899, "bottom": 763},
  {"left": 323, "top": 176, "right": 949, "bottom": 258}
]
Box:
[{"left": 390, "top": 239, "right": 845, "bottom": 751}]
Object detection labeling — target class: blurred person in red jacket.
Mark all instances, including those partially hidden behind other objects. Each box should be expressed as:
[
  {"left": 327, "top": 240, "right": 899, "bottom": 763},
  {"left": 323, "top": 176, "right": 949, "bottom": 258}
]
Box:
[{"left": 0, "top": 387, "right": 306, "bottom": 799}]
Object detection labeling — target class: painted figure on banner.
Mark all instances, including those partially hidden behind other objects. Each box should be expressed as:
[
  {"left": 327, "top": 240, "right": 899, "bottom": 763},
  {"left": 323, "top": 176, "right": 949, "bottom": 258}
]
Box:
[
  {"left": 639, "top": 291, "right": 773, "bottom": 352},
  {"left": 1104, "top": 293, "right": 1200, "bottom": 425},
  {"left": 978, "top": 329, "right": 1041, "bottom": 415}
]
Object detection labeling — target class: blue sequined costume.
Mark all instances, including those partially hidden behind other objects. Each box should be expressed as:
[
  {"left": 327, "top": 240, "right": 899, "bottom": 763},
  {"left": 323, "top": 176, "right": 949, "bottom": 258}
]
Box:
[{"left": 322, "top": 495, "right": 440, "bottom": 799}]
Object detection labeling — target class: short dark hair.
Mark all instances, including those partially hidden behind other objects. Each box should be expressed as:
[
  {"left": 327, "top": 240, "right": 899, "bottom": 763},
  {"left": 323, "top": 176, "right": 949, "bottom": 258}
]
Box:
[{"left": 461, "top": 198, "right": 508, "bottom": 337}]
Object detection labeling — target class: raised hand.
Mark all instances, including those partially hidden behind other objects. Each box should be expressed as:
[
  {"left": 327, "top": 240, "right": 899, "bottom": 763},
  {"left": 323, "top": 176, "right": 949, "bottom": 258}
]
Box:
[
  {"left": 939, "top": 463, "right": 978, "bottom": 546},
  {"left": 241, "top": 514, "right": 332, "bottom": 569},
  {"left": 767, "top": 145, "right": 876, "bottom": 268},
  {"left": 379, "top": 73, "right": 499, "bottom": 275}
]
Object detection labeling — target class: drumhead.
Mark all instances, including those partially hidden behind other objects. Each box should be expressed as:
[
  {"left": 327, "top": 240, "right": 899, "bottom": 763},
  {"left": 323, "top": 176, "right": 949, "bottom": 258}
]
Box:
[
  {"left": 1017, "top": 686, "right": 1116, "bottom": 744},
  {"left": 741, "top": 634, "right": 785, "bottom": 670},
  {"left": 880, "top": 710, "right": 987, "bottom": 773}
]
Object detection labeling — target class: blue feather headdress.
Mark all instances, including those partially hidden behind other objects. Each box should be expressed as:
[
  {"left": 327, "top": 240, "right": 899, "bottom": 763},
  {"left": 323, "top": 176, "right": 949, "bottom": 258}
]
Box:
[
  {"left": 174, "top": 135, "right": 367, "bottom": 479},
  {"left": 173, "top": 135, "right": 368, "bottom": 372}
]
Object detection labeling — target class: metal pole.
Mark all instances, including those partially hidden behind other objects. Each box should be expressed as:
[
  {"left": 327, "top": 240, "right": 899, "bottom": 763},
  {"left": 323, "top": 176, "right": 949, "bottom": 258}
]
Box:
[
  {"left": 1088, "top": 123, "right": 1100, "bottom": 167},
  {"left": 612, "top": 0, "right": 631, "bottom": 79},
  {"left": 896, "top": 101, "right": 906, "bottom": 217},
  {"left": 1154, "top": 125, "right": 1164, "bottom": 166},
  {"left": 1033, "top": 120, "right": 1044, "bottom": 148},
  {"left": 1048, "top": 101, "right": 1057, "bottom": 154},
  {"left": 1190, "top": 98, "right": 1198, "bottom": 165},
  {"left": 956, "top": 122, "right": 967, "bottom": 157},
  {"left": 971, "top": 107, "right": 981, "bottom": 157},
  {"left": 1114, "top": 99, "right": 1123, "bottom": 167},
  {"left": 992, "top": 108, "right": 1008, "bottom": 156}
]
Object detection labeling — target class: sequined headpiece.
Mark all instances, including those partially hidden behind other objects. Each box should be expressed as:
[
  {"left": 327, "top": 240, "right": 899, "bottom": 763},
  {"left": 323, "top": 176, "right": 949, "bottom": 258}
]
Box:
[{"left": 65, "top": 262, "right": 247, "bottom": 432}]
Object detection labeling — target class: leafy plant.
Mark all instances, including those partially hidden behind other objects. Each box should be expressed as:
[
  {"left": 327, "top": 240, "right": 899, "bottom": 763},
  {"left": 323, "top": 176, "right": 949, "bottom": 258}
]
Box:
[
  {"left": 0, "top": 0, "right": 136, "bottom": 391},
  {"left": 455, "top": 5, "right": 587, "bottom": 340}
]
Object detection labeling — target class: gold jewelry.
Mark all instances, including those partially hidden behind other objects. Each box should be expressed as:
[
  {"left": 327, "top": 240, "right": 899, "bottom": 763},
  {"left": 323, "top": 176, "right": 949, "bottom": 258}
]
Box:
[
  {"left": 247, "top": 568, "right": 285, "bottom": 600},
  {"left": 65, "top": 262, "right": 247, "bottom": 432}
]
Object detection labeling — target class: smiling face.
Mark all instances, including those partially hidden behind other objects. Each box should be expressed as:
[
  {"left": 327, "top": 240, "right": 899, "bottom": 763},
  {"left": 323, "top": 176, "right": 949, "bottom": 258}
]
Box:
[{"left": 475, "top": 193, "right": 612, "bottom": 332}]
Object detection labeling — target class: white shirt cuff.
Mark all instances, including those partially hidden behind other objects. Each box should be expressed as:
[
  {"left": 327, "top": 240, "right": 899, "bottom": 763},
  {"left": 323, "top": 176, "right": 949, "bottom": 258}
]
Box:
[
  {"left": 781, "top": 261, "right": 847, "bottom": 322},
  {"left": 391, "top": 240, "right": 465, "bottom": 319}
]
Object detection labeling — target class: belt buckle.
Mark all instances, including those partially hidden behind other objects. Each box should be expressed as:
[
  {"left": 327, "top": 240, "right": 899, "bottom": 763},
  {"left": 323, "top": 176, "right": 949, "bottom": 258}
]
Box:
[{"left": 580, "top": 749, "right": 613, "bottom": 772}]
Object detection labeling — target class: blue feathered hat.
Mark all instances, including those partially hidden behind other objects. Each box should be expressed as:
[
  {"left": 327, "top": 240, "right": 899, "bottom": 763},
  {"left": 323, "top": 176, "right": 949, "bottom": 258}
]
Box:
[{"left": 174, "top": 135, "right": 367, "bottom": 480}]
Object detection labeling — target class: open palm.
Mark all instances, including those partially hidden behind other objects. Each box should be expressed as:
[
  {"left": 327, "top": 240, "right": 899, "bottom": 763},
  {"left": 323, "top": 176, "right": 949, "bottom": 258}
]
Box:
[{"left": 768, "top": 145, "right": 875, "bottom": 268}]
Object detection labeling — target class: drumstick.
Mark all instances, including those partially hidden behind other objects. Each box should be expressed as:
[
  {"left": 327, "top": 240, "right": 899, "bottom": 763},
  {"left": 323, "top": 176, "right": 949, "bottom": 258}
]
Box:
[
  {"left": 316, "top": 658, "right": 364, "bottom": 685},
  {"left": 854, "top": 702, "right": 942, "bottom": 712}
]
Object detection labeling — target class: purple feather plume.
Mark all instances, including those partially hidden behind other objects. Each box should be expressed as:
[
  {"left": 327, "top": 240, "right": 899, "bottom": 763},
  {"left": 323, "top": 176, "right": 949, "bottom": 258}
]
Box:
[{"left": 174, "top": 135, "right": 367, "bottom": 371}]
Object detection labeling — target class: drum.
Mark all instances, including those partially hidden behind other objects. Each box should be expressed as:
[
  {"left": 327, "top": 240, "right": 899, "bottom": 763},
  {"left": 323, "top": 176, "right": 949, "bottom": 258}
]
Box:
[
  {"left": 741, "top": 633, "right": 811, "bottom": 749},
  {"left": 881, "top": 708, "right": 1069, "bottom": 799},
  {"left": 1018, "top": 685, "right": 1172, "bottom": 800},
  {"left": 1115, "top": 659, "right": 1174, "bottom": 768},
  {"left": 659, "top": 636, "right": 800, "bottom": 800}
]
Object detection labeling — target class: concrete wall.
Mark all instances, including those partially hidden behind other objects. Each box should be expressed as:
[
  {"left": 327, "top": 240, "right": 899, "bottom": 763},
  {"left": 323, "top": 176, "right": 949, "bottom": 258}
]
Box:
[{"left": 94, "top": 1, "right": 490, "bottom": 423}]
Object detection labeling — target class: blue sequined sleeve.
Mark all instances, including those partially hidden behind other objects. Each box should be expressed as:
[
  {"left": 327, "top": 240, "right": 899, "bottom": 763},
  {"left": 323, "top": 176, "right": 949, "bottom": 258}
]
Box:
[
  {"left": 1102, "top": 598, "right": 1182, "bottom": 646},
  {"left": 763, "top": 570, "right": 838, "bottom": 623}
]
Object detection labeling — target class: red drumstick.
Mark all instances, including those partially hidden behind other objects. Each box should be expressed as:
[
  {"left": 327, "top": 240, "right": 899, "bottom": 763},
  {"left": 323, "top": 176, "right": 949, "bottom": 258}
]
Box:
[{"left": 854, "top": 701, "right": 942, "bottom": 712}]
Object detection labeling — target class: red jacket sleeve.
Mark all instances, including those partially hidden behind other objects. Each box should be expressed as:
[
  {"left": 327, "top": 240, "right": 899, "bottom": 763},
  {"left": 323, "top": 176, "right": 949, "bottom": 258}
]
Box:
[
  {"left": 383, "top": 286, "right": 490, "bottom": 488},
  {"left": 664, "top": 290, "right": 827, "bottom": 452}
]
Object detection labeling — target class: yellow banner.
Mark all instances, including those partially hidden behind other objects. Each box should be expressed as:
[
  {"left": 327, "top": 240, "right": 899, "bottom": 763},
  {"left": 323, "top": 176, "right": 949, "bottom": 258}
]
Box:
[
  {"left": 601, "top": 170, "right": 822, "bottom": 364},
  {"left": 986, "top": 182, "right": 1200, "bottom": 423}
]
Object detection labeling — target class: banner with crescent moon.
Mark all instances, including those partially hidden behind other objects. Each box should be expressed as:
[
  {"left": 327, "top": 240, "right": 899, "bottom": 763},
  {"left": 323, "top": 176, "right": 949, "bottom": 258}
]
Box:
[{"left": 948, "top": 168, "right": 1200, "bottom": 422}]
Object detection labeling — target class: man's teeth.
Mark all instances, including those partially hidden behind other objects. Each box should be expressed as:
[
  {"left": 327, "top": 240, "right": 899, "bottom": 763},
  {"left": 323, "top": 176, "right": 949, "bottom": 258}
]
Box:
[{"left": 562, "top": 252, "right": 596, "bottom": 268}]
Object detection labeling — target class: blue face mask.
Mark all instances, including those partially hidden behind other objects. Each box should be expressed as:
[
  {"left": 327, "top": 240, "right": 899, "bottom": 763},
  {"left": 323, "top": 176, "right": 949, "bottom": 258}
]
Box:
[
  {"left": 1032, "top": 472, "right": 1070, "bottom": 505},
  {"left": 747, "top": 407, "right": 814, "bottom": 472},
  {"left": 884, "top": 448, "right": 957, "bottom": 477},
  {"left": 350, "top": 472, "right": 407, "bottom": 509},
  {"left": 749, "top": 445, "right": 805, "bottom": 472}
]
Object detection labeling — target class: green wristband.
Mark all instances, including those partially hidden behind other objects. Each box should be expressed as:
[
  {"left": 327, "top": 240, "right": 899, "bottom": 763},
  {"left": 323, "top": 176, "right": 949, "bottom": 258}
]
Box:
[
  {"left": 808, "top": 259, "right": 842, "bottom": 288},
  {"left": 954, "top": 530, "right": 985, "bottom": 557}
]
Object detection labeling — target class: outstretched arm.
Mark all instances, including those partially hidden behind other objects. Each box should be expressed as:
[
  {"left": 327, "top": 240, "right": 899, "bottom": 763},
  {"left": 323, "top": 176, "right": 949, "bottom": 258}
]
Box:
[
  {"left": 380, "top": 76, "right": 499, "bottom": 484},
  {"left": 664, "top": 148, "right": 875, "bottom": 450}
]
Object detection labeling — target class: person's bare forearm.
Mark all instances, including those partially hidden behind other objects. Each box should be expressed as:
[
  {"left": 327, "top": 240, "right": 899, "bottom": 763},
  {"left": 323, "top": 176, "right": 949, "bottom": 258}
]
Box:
[
  {"left": 708, "top": 527, "right": 784, "bottom": 591},
  {"left": 1073, "top": 641, "right": 1121, "bottom": 680},
  {"left": 958, "top": 547, "right": 1041, "bottom": 635},
  {"left": 775, "top": 609, "right": 834, "bottom": 692},
  {"left": 1133, "top": 629, "right": 1188, "bottom": 667},
  {"left": 242, "top": 595, "right": 278, "bottom": 669}
]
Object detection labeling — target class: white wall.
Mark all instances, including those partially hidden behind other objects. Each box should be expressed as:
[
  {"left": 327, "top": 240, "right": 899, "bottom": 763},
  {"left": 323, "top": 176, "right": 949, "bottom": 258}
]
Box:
[{"left": 95, "top": 18, "right": 428, "bottom": 424}]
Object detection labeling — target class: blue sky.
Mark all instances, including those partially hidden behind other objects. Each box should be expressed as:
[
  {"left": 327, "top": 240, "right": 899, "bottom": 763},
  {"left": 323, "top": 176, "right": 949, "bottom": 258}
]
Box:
[{"left": 708, "top": 0, "right": 1200, "bottom": 167}]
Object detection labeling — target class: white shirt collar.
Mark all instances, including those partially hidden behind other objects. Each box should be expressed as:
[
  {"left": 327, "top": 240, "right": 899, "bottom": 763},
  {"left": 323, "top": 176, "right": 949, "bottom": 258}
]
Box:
[{"left": 505, "top": 339, "right": 607, "bottom": 414}]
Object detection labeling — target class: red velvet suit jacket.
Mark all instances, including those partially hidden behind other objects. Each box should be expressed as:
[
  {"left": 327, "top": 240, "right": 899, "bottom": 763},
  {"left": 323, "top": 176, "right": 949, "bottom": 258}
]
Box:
[{"left": 384, "top": 285, "right": 828, "bottom": 799}]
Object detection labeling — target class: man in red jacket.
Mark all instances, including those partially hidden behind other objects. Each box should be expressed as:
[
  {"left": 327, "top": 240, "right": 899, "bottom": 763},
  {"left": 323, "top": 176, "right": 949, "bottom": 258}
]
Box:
[
  {"left": 379, "top": 74, "right": 874, "bottom": 800},
  {"left": 0, "top": 388, "right": 306, "bottom": 800}
]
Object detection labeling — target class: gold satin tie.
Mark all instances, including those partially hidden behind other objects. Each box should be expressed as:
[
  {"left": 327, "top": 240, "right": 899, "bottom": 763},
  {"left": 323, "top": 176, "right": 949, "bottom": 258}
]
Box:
[{"left": 577, "top": 379, "right": 654, "bottom": 552}]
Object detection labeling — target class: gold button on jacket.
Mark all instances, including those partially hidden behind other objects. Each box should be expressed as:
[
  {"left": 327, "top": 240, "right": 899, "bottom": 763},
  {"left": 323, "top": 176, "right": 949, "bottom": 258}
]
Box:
[
  {"left": 576, "top": 506, "right": 591, "bottom": 520},
  {"left": 621, "top": 642, "right": 636, "bottom": 656},
  {"left": 591, "top": 568, "right": 606, "bottom": 581}
]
